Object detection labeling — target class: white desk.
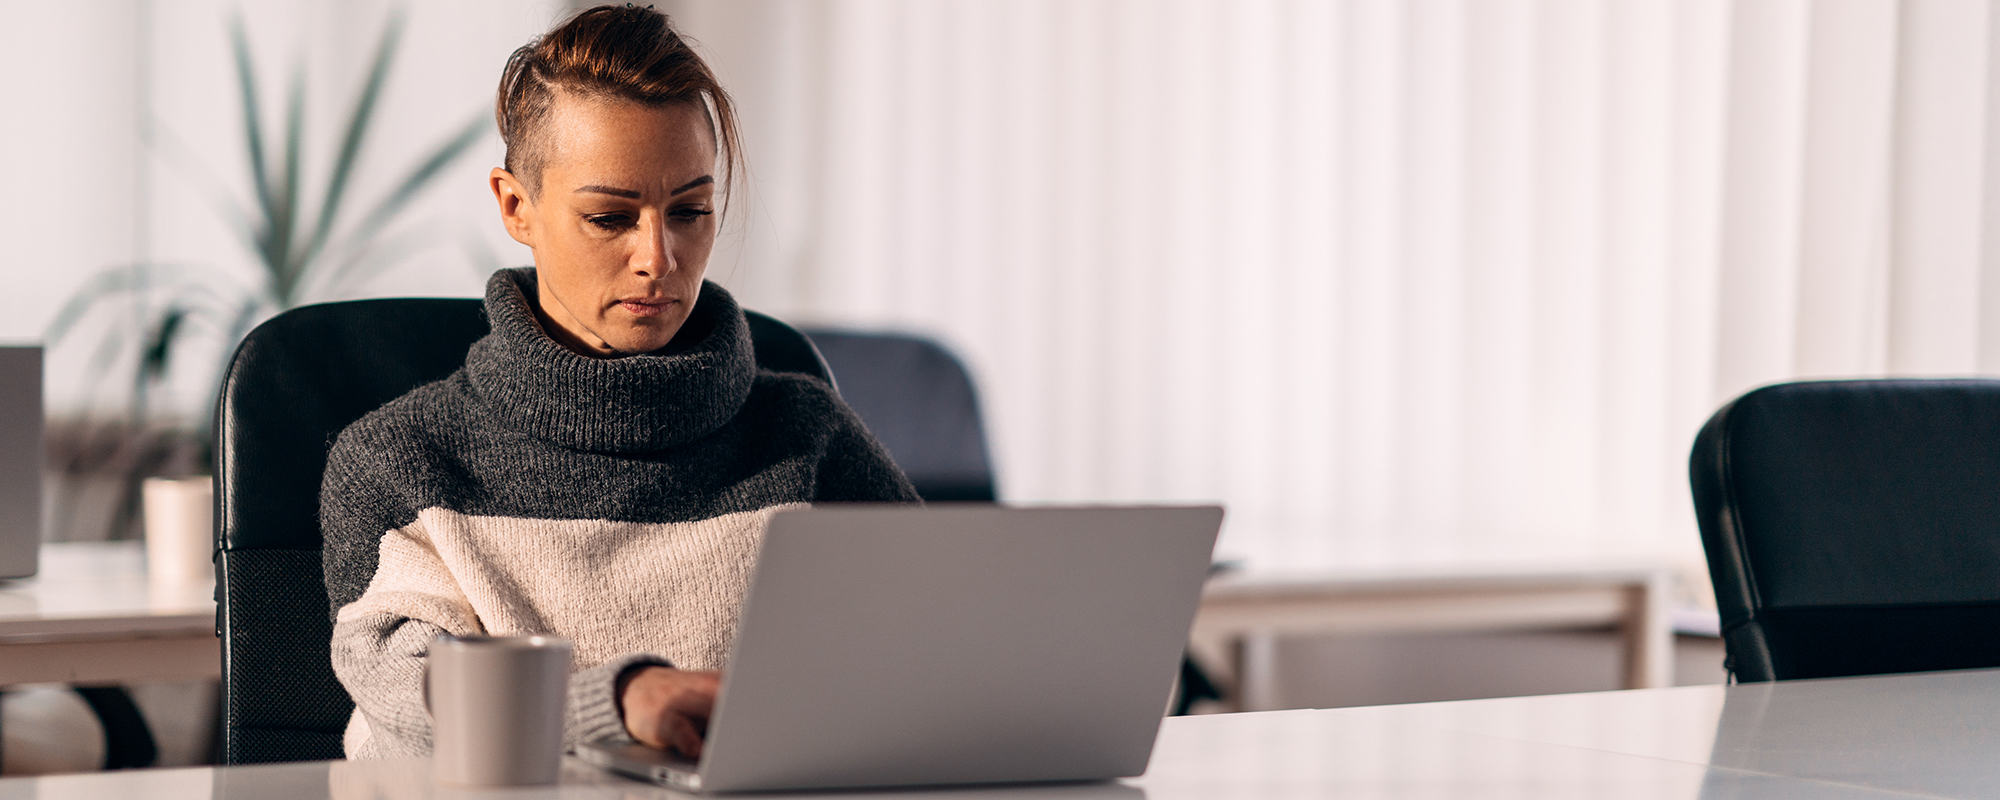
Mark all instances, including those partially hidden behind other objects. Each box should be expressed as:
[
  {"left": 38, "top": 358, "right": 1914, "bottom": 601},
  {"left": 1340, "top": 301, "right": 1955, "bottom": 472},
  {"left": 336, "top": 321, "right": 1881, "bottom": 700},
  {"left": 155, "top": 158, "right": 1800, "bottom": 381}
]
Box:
[
  {"left": 1190, "top": 559, "right": 1675, "bottom": 710},
  {"left": 0, "top": 542, "right": 217, "bottom": 685},
  {"left": 10, "top": 668, "right": 1999, "bottom": 798}
]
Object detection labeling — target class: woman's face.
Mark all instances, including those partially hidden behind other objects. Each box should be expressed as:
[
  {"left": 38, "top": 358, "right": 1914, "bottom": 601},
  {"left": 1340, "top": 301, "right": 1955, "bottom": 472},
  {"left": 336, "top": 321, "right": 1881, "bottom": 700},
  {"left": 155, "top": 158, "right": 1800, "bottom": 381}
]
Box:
[{"left": 490, "top": 95, "right": 719, "bottom": 357}]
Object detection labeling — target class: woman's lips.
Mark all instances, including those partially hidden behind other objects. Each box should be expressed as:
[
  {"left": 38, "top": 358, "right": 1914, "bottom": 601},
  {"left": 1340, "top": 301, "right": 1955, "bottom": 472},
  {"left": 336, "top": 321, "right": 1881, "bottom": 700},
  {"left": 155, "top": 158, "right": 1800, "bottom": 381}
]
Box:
[{"left": 619, "top": 299, "right": 675, "bottom": 317}]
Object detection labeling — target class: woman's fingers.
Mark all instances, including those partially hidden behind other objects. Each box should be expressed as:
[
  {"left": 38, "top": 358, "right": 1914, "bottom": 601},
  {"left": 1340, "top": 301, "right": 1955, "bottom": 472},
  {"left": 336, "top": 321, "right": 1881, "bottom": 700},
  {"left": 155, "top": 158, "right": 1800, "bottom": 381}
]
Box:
[
  {"left": 665, "top": 677, "right": 718, "bottom": 720},
  {"left": 663, "top": 679, "right": 712, "bottom": 757},
  {"left": 635, "top": 706, "right": 697, "bottom": 754},
  {"left": 667, "top": 713, "right": 705, "bottom": 758},
  {"left": 618, "top": 667, "right": 723, "bottom": 754},
  {"left": 635, "top": 710, "right": 672, "bottom": 750}
]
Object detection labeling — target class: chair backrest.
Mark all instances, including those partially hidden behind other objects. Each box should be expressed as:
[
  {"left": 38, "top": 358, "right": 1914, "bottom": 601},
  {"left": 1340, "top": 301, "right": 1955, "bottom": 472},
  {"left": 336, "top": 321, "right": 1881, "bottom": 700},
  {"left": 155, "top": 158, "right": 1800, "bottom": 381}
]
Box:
[
  {"left": 214, "top": 297, "right": 832, "bottom": 764},
  {"left": 1690, "top": 378, "right": 2000, "bottom": 682},
  {"left": 801, "top": 330, "right": 996, "bottom": 502}
]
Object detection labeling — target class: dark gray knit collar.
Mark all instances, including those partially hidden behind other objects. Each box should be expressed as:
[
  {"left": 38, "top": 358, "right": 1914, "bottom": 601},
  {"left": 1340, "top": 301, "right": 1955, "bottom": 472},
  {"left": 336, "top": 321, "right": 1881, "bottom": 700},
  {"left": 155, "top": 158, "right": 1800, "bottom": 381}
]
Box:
[{"left": 464, "top": 268, "right": 757, "bottom": 453}]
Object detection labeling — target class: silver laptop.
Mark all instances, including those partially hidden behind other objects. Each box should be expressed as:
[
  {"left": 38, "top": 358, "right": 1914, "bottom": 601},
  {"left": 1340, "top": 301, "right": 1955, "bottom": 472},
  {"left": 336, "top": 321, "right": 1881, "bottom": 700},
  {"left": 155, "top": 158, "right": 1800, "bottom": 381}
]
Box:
[
  {"left": 0, "top": 347, "right": 40, "bottom": 580},
  {"left": 577, "top": 504, "right": 1223, "bottom": 793}
]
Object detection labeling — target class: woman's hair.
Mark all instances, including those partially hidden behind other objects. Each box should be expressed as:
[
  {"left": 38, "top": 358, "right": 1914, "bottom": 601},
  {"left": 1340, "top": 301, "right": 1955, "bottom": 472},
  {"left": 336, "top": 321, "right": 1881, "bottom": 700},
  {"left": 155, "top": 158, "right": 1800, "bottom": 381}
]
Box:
[{"left": 496, "top": 4, "right": 740, "bottom": 199}]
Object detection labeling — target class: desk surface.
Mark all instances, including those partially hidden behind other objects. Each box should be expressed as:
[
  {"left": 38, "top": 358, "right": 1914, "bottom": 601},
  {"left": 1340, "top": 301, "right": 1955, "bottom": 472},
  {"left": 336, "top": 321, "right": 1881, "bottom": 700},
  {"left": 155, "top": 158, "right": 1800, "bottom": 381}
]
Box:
[
  {"left": 0, "top": 541, "right": 218, "bottom": 685},
  {"left": 9, "top": 667, "right": 1998, "bottom": 798},
  {"left": 0, "top": 541, "right": 213, "bottom": 637}
]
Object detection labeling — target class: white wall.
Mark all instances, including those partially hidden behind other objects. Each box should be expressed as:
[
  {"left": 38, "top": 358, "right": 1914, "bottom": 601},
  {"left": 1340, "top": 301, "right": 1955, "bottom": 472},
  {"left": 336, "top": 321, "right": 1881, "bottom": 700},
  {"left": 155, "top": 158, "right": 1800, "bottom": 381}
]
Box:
[{"left": 0, "top": 1, "right": 144, "bottom": 343}]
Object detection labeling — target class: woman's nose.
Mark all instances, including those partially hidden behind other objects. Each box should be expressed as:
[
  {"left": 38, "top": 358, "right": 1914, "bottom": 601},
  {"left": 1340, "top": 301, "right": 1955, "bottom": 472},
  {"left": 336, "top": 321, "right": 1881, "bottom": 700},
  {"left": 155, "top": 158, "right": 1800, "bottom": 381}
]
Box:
[{"left": 632, "top": 221, "right": 673, "bottom": 277}]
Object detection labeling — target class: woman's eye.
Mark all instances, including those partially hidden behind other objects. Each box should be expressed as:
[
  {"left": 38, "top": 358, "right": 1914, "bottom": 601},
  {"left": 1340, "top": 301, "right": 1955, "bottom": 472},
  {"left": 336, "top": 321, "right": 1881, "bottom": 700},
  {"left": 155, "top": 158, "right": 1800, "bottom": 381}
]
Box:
[
  {"left": 670, "top": 208, "right": 715, "bottom": 223},
  {"left": 585, "top": 214, "right": 633, "bottom": 230}
]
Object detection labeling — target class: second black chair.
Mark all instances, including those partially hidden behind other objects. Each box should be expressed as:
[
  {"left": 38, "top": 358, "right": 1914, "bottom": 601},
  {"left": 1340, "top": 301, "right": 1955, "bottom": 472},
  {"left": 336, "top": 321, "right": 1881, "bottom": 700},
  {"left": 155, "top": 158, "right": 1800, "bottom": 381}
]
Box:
[
  {"left": 803, "top": 330, "right": 997, "bottom": 503},
  {"left": 1690, "top": 379, "right": 2000, "bottom": 682}
]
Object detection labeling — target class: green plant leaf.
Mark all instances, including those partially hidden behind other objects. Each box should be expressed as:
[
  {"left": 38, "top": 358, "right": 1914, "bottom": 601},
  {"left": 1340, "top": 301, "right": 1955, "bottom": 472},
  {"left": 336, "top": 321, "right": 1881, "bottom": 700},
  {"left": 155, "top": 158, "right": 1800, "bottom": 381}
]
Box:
[
  {"left": 347, "top": 110, "right": 490, "bottom": 250},
  {"left": 298, "top": 10, "right": 405, "bottom": 274},
  {"left": 228, "top": 14, "right": 276, "bottom": 256},
  {"left": 220, "top": 296, "right": 270, "bottom": 357},
  {"left": 270, "top": 62, "right": 308, "bottom": 304},
  {"left": 46, "top": 269, "right": 152, "bottom": 346},
  {"left": 140, "top": 305, "right": 189, "bottom": 383},
  {"left": 44, "top": 265, "right": 231, "bottom": 342},
  {"left": 84, "top": 312, "right": 141, "bottom": 408},
  {"left": 310, "top": 219, "right": 445, "bottom": 298},
  {"left": 142, "top": 116, "right": 258, "bottom": 251}
]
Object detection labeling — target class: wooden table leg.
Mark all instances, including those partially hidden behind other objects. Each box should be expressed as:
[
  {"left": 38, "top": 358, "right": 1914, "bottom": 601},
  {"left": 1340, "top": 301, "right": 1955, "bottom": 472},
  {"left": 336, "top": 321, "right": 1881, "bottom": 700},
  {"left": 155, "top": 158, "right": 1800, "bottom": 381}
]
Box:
[
  {"left": 1235, "top": 632, "right": 1280, "bottom": 712},
  {"left": 1621, "top": 571, "right": 1673, "bottom": 689}
]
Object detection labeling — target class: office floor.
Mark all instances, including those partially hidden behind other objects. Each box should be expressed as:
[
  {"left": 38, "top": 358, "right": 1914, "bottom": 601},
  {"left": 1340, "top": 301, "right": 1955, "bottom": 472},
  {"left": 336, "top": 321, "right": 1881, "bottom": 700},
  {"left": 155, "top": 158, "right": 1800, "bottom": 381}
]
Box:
[{"left": 0, "top": 680, "right": 215, "bottom": 775}]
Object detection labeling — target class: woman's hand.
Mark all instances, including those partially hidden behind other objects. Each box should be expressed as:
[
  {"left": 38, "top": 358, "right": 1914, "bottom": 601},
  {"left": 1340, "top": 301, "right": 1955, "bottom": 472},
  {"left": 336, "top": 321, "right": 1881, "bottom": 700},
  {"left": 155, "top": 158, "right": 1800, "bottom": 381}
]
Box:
[{"left": 618, "top": 666, "right": 721, "bottom": 757}]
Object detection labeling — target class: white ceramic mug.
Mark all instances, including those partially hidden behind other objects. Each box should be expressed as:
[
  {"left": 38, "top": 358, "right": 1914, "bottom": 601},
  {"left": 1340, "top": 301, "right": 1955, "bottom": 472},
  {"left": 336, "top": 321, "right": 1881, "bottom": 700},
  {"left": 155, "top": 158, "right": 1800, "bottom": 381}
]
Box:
[
  {"left": 427, "top": 634, "right": 572, "bottom": 786},
  {"left": 142, "top": 476, "right": 213, "bottom": 587}
]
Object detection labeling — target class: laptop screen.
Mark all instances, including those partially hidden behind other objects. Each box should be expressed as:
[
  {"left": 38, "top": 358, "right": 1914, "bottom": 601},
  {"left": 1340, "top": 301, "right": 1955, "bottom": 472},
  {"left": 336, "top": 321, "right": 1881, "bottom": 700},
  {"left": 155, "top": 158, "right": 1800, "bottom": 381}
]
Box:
[{"left": 0, "top": 346, "right": 42, "bottom": 578}]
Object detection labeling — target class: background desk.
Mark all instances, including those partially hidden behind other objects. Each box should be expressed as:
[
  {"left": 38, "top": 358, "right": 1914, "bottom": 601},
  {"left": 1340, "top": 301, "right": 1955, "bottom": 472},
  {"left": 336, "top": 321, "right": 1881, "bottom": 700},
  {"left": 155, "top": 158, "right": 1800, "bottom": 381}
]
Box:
[
  {"left": 0, "top": 542, "right": 216, "bottom": 686},
  {"left": 1190, "top": 559, "right": 1675, "bottom": 710},
  {"left": 9, "top": 667, "right": 1997, "bottom": 798}
]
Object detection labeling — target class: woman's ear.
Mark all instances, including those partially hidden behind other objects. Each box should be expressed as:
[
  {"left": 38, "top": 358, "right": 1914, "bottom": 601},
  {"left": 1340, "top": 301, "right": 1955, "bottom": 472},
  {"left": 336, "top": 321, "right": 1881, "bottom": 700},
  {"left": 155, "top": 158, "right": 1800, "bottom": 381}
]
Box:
[{"left": 491, "top": 167, "right": 537, "bottom": 247}]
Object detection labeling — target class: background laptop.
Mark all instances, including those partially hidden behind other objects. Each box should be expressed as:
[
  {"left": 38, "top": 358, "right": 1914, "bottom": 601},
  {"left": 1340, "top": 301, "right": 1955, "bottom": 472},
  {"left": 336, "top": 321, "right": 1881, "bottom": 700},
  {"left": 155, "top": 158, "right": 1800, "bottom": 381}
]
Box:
[
  {"left": 0, "top": 346, "right": 41, "bottom": 579},
  {"left": 578, "top": 504, "right": 1223, "bottom": 793}
]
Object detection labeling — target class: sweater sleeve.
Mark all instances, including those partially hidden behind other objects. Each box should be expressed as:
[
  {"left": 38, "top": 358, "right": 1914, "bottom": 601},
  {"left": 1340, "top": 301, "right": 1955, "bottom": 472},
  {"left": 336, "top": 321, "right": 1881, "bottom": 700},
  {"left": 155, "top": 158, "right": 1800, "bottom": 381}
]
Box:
[
  {"left": 322, "top": 436, "right": 673, "bottom": 759},
  {"left": 815, "top": 410, "right": 923, "bottom": 503},
  {"left": 322, "top": 437, "right": 466, "bottom": 759}
]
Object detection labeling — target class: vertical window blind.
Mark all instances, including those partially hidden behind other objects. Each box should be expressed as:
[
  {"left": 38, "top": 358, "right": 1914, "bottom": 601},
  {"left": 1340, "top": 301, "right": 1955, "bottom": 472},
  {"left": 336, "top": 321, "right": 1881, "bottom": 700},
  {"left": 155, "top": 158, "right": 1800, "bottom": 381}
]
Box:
[
  {"left": 666, "top": 0, "right": 2000, "bottom": 576},
  {"left": 52, "top": 0, "right": 1997, "bottom": 571}
]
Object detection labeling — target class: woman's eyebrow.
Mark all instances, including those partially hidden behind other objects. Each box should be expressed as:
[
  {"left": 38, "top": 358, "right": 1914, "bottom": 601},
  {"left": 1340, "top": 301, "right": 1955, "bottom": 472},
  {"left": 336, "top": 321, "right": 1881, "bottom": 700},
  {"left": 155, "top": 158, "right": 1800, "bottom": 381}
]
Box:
[
  {"left": 671, "top": 175, "right": 714, "bottom": 196},
  {"left": 571, "top": 177, "right": 712, "bottom": 198},
  {"left": 574, "top": 184, "right": 641, "bottom": 198}
]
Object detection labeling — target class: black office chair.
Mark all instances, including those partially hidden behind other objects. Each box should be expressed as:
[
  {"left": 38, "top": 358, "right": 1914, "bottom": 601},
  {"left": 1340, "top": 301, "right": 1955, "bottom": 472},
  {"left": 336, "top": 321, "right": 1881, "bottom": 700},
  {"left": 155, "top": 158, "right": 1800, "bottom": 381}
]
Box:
[
  {"left": 214, "top": 297, "right": 833, "bottom": 764},
  {"left": 801, "top": 330, "right": 996, "bottom": 502},
  {"left": 1690, "top": 378, "right": 2000, "bottom": 682}
]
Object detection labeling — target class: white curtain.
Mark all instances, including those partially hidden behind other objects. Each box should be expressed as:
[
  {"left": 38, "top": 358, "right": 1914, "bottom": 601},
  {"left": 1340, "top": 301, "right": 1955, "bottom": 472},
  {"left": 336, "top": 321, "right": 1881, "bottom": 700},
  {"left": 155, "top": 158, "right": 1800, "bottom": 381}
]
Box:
[
  {"left": 661, "top": 0, "right": 2000, "bottom": 578},
  {"left": 19, "top": 0, "right": 1993, "bottom": 574}
]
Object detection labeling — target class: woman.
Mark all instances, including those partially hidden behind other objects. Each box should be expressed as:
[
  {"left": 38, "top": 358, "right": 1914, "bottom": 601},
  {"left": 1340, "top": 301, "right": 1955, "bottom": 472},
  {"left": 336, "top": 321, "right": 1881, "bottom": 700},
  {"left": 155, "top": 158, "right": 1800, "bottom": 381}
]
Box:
[{"left": 320, "top": 6, "right": 917, "bottom": 761}]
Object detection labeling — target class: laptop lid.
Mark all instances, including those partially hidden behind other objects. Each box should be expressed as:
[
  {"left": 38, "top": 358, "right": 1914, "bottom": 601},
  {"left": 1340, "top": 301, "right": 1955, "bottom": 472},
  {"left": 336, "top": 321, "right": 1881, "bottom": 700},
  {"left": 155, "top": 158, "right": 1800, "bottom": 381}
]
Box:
[
  {"left": 0, "top": 347, "right": 40, "bottom": 579},
  {"left": 696, "top": 504, "right": 1222, "bottom": 793}
]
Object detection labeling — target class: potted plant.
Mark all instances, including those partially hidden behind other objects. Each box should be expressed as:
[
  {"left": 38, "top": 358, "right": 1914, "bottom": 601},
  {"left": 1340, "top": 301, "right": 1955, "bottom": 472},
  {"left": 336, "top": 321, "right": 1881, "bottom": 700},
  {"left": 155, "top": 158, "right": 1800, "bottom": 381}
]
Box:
[{"left": 46, "top": 10, "right": 493, "bottom": 546}]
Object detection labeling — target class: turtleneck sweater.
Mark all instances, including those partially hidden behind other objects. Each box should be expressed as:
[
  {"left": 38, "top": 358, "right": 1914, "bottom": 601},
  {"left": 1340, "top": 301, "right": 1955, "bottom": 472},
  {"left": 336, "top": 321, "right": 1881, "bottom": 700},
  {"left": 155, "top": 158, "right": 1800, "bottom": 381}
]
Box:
[{"left": 321, "top": 268, "right": 918, "bottom": 760}]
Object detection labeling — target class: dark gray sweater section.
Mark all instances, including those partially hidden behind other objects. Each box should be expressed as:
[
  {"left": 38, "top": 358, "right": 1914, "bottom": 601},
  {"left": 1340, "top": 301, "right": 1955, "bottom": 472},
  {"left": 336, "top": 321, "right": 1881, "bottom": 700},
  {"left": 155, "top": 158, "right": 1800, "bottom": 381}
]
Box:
[{"left": 321, "top": 268, "right": 918, "bottom": 619}]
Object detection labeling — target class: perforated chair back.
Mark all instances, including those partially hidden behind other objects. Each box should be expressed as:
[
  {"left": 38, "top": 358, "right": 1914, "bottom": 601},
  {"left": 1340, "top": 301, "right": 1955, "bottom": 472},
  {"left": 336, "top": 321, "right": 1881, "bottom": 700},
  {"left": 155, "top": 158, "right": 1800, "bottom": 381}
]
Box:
[
  {"left": 1691, "top": 378, "right": 2000, "bottom": 682},
  {"left": 802, "top": 330, "right": 996, "bottom": 502},
  {"left": 215, "top": 297, "right": 831, "bottom": 764}
]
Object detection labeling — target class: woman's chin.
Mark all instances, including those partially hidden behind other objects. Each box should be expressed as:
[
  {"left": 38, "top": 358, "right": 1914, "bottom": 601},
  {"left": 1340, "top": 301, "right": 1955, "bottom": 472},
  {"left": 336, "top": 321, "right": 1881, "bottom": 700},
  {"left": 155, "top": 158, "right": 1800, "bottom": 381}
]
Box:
[
  {"left": 603, "top": 325, "right": 681, "bottom": 355},
  {"left": 602, "top": 310, "right": 689, "bottom": 351}
]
